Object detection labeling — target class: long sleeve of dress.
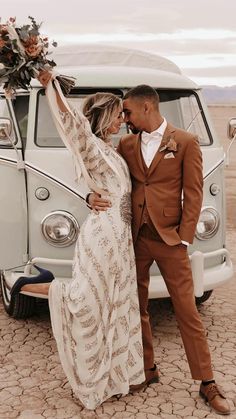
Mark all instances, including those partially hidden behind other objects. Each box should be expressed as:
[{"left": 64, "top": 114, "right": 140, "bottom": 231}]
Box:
[
  {"left": 59, "top": 105, "right": 108, "bottom": 174},
  {"left": 46, "top": 79, "right": 109, "bottom": 194}
]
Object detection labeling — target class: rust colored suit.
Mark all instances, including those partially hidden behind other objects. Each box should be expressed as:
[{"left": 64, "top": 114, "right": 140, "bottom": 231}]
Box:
[{"left": 117, "top": 123, "right": 213, "bottom": 380}]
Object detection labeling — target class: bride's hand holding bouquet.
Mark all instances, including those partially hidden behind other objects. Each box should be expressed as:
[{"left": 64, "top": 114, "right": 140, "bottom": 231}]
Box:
[
  {"left": 38, "top": 69, "right": 53, "bottom": 88},
  {"left": 0, "top": 16, "right": 75, "bottom": 97}
]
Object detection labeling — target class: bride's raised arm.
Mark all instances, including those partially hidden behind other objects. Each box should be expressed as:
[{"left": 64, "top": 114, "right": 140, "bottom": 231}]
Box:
[
  {"left": 38, "top": 70, "right": 107, "bottom": 195},
  {"left": 38, "top": 70, "right": 93, "bottom": 149},
  {"left": 38, "top": 71, "right": 68, "bottom": 112}
]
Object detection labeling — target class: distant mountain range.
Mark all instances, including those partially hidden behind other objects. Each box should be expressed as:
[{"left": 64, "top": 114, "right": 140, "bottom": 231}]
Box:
[{"left": 201, "top": 85, "right": 236, "bottom": 105}]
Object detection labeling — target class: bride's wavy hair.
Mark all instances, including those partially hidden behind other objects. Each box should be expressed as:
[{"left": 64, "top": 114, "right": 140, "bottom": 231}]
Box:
[{"left": 82, "top": 92, "right": 122, "bottom": 142}]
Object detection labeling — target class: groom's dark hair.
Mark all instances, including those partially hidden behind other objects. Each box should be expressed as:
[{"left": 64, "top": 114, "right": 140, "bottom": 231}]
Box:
[{"left": 123, "top": 85, "right": 160, "bottom": 109}]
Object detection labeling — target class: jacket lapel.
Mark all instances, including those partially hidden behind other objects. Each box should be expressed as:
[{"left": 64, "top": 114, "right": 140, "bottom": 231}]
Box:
[
  {"left": 134, "top": 133, "right": 145, "bottom": 174},
  {"left": 148, "top": 123, "right": 176, "bottom": 177}
]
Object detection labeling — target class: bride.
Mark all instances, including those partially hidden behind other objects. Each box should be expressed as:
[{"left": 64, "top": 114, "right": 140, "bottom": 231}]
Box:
[{"left": 11, "top": 70, "right": 145, "bottom": 410}]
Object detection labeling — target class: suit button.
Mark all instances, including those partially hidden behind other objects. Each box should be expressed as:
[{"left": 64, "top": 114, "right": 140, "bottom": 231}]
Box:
[
  {"left": 138, "top": 204, "right": 143, "bottom": 208},
  {"left": 145, "top": 182, "right": 149, "bottom": 186}
]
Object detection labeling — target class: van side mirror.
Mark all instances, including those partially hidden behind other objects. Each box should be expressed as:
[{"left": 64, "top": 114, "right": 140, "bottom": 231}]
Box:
[
  {"left": 225, "top": 117, "right": 236, "bottom": 166},
  {"left": 0, "top": 117, "right": 13, "bottom": 145},
  {"left": 227, "top": 117, "right": 236, "bottom": 140}
]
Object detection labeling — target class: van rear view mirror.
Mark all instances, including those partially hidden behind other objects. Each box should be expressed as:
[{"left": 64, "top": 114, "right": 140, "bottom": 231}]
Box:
[
  {"left": 0, "top": 118, "right": 13, "bottom": 145},
  {"left": 227, "top": 117, "right": 236, "bottom": 140}
]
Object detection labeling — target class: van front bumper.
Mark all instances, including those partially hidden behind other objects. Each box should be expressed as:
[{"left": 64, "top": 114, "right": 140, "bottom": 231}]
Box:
[{"left": 4, "top": 248, "right": 234, "bottom": 300}]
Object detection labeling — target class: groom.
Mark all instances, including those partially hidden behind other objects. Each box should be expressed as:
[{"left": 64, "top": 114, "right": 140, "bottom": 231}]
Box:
[{"left": 88, "top": 85, "right": 230, "bottom": 415}]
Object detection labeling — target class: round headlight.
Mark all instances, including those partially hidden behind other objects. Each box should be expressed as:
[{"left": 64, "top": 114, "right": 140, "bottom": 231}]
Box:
[
  {"left": 41, "top": 211, "right": 79, "bottom": 247},
  {"left": 195, "top": 207, "right": 220, "bottom": 240}
]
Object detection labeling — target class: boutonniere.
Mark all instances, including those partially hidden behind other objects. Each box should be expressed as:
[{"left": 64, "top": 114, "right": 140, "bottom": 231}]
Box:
[{"left": 159, "top": 138, "right": 178, "bottom": 153}]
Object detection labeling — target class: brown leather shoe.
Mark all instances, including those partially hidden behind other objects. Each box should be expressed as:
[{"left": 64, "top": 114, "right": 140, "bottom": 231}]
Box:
[
  {"left": 130, "top": 364, "right": 159, "bottom": 392},
  {"left": 199, "top": 383, "right": 230, "bottom": 415}
]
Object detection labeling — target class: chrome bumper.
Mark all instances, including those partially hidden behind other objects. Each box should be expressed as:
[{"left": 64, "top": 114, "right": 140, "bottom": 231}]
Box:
[{"left": 5, "top": 248, "right": 234, "bottom": 299}]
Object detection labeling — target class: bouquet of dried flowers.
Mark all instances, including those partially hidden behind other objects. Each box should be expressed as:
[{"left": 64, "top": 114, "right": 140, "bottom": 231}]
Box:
[{"left": 0, "top": 16, "right": 75, "bottom": 97}]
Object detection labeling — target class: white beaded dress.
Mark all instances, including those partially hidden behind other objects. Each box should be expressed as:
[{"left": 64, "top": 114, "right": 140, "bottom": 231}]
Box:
[{"left": 47, "top": 82, "right": 145, "bottom": 410}]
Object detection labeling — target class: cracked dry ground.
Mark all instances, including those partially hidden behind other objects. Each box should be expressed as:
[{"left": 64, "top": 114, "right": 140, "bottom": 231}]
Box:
[{"left": 0, "top": 106, "right": 236, "bottom": 419}]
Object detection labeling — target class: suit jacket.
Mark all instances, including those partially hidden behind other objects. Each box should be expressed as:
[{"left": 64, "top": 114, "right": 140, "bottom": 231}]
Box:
[{"left": 117, "top": 123, "right": 203, "bottom": 245}]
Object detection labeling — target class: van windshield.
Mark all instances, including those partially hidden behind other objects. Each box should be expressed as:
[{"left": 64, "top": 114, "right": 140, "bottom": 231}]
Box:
[
  {"left": 35, "top": 89, "right": 128, "bottom": 147},
  {"left": 35, "top": 89, "right": 211, "bottom": 147},
  {"left": 158, "top": 90, "right": 212, "bottom": 146}
]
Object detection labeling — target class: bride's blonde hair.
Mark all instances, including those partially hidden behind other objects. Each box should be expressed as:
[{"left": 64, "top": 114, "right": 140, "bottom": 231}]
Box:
[{"left": 82, "top": 92, "right": 122, "bottom": 142}]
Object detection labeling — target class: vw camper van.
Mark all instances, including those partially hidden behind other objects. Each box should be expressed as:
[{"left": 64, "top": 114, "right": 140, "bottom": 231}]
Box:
[{"left": 0, "top": 46, "right": 234, "bottom": 318}]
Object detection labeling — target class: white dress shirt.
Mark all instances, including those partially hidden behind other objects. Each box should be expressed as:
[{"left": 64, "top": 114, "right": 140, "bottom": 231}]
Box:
[
  {"left": 141, "top": 118, "right": 189, "bottom": 247},
  {"left": 141, "top": 118, "right": 167, "bottom": 168}
]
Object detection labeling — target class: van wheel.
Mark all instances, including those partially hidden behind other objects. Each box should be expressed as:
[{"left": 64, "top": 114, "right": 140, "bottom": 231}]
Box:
[
  {"left": 195, "top": 290, "right": 213, "bottom": 305},
  {"left": 0, "top": 271, "right": 36, "bottom": 319}
]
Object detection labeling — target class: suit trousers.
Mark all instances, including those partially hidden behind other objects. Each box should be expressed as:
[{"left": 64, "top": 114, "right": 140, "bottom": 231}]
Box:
[{"left": 135, "top": 224, "right": 213, "bottom": 380}]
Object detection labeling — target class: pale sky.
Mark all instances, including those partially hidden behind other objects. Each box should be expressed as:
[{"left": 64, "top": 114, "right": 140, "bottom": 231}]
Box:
[{"left": 1, "top": 0, "right": 236, "bottom": 87}]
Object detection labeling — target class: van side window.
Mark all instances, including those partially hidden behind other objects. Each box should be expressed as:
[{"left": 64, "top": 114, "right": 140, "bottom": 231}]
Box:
[
  {"left": 35, "top": 89, "right": 126, "bottom": 148},
  {"left": 35, "top": 92, "right": 62, "bottom": 147},
  {"left": 12, "top": 94, "right": 29, "bottom": 143},
  {"left": 158, "top": 90, "right": 212, "bottom": 146}
]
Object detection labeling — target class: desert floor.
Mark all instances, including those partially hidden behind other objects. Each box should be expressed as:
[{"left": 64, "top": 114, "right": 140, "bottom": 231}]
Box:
[{"left": 0, "top": 105, "right": 236, "bottom": 419}]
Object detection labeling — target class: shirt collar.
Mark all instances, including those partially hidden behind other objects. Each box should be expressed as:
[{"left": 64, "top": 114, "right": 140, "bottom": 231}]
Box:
[{"left": 142, "top": 118, "right": 167, "bottom": 144}]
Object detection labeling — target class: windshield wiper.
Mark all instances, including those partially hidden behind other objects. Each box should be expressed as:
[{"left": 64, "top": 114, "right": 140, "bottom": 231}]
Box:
[{"left": 185, "top": 109, "right": 202, "bottom": 132}]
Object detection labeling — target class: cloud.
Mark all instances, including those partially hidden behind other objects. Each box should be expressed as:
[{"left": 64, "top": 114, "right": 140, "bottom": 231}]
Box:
[
  {"left": 54, "top": 32, "right": 236, "bottom": 57},
  {"left": 1, "top": 0, "right": 236, "bottom": 86},
  {"left": 52, "top": 0, "right": 236, "bottom": 35},
  {"left": 184, "top": 66, "right": 236, "bottom": 78},
  {"left": 1, "top": 0, "right": 236, "bottom": 34}
]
